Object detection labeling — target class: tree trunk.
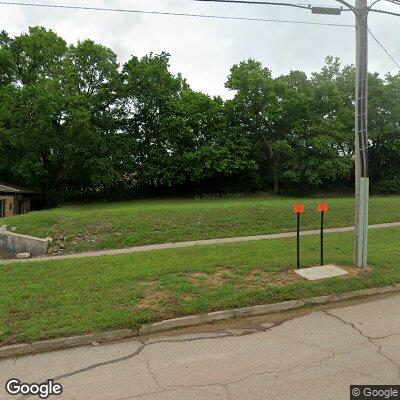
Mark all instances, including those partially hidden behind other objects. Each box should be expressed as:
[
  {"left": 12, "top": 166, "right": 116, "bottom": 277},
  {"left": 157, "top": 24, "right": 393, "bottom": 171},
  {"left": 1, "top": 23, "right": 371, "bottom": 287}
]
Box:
[
  {"left": 273, "top": 177, "right": 279, "bottom": 194},
  {"left": 260, "top": 133, "right": 279, "bottom": 194}
]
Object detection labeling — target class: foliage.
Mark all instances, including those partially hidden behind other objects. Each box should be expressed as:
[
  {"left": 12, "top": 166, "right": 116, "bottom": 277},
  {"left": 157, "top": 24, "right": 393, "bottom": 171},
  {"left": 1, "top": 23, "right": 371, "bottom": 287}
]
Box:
[{"left": 0, "top": 27, "right": 399, "bottom": 203}]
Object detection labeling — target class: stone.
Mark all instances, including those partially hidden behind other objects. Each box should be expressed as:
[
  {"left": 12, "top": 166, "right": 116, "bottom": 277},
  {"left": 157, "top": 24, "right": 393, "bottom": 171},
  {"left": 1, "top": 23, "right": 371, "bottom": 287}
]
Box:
[
  {"left": 16, "top": 252, "right": 31, "bottom": 259},
  {"left": 295, "top": 264, "right": 348, "bottom": 281}
]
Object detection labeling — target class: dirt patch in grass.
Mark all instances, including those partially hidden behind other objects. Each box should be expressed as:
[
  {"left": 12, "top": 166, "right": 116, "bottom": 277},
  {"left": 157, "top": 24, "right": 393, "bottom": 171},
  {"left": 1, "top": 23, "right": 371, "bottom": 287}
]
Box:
[
  {"left": 189, "top": 268, "right": 302, "bottom": 290},
  {"left": 245, "top": 269, "right": 271, "bottom": 289},
  {"left": 272, "top": 269, "right": 302, "bottom": 286},
  {"left": 189, "top": 268, "right": 233, "bottom": 287},
  {"left": 245, "top": 269, "right": 301, "bottom": 288},
  {"left": 136, "top": 281, "right": 170, "bottom": 310},
  {"left": 182, "top": 293, "right": 193, "bottom": 301},
  {"left": 336, "top": 265, "right": 369, "bottom": 279},
  {"left": 47, "top": 221, "right": 113, "bottom": 255},
  {"left": 136, "top": 291, "right": 172, "bottom": 311},
  {"left": 70, "top": 221, "right": 113, "bottom": 245},
  {"left": 134, "top": 265, "right": 369, "bottom": 316}
]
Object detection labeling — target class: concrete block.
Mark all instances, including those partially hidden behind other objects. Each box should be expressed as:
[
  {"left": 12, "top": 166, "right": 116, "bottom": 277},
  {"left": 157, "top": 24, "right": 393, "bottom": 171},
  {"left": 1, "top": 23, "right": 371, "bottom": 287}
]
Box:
[
  {"left": 295, "top": 265, "right": 348, "bottom": 281},
  {"left": 16, "top": 252, "right": 31, "bottom": 259},
  {"left": 0, "top": 231, "right": 50, "bottom": 259}
]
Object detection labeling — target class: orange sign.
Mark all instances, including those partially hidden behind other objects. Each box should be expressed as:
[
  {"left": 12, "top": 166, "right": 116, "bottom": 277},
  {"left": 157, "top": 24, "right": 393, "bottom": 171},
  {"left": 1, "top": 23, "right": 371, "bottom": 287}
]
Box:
[
  {"left": 293, "top": 203, "right": 305, "bottom": 214},
  {"left": 317, "top": 203, "right": 329, "bottom": 213}
]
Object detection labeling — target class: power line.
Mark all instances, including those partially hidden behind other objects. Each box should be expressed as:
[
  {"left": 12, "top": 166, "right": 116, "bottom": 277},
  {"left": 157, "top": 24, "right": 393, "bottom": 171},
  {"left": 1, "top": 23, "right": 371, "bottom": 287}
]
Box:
[
  {"left": 0, "top": 1, "right": 355, "bottom": 27},
  {"left": 368, "top": 28, "right": 400, "bottom": 69},
  {"left": 370, "top": 0, "right": 400, "bottom": 6},
  {"left": 181, "top": 0, "right": 353, "bottom": 11},
  {"left": 370, "top": 7, "right": 400, "bottom": 16},
  {"left": 181, "top": 0, "right": 313, "bottom": 11}
]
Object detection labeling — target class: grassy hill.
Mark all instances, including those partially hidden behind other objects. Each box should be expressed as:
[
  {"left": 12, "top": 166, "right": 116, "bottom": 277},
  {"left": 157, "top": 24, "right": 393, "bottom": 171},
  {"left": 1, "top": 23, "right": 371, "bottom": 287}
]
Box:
[
  {"left": 1, "top": 227, "right": 400, "bottom": 344},
  {"left": 1, "top": 194, "right": 400, "bottom": 254}
]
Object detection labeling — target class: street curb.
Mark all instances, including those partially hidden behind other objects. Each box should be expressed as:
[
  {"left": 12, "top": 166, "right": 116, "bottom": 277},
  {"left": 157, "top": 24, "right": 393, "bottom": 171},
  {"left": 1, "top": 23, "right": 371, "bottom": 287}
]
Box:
[
  {"left": 2, "top": 284, "right": 400, "bottom": 359},
  {"left": 0, "top": 329, "right": 138, "bottom": 359}
]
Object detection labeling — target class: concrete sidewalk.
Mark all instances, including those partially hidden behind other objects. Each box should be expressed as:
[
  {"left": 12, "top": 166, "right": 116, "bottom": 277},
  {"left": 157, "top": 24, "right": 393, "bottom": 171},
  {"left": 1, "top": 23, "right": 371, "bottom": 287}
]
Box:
[
  {"left": 2, "top": 221, "right": 400, "bottom": 264},
  {"left": 2, "top": 293, "right": 400, "bottom": 399}
]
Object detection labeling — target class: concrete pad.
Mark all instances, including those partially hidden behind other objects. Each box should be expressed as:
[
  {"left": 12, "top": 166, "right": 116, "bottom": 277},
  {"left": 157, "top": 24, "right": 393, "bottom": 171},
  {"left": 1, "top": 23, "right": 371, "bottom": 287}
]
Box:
[{"left": 295, "top": 264, "right": 348, "bottom": 281}]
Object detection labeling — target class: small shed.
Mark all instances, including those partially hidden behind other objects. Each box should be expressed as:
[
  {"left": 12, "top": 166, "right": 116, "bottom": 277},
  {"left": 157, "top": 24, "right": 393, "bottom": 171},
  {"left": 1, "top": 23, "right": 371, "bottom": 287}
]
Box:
[{"left": 0, "top": 182, "right": 34, "bottom": 218}]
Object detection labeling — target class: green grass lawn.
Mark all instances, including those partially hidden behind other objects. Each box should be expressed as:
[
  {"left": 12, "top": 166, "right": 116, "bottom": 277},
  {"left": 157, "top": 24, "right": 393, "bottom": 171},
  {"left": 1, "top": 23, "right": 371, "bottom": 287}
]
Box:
[
  {"left": 1, "top": 194, "right": 400, "bottom": 254},
  {"left": 1, "top": 227, "right": 399, "bottom": 346}
]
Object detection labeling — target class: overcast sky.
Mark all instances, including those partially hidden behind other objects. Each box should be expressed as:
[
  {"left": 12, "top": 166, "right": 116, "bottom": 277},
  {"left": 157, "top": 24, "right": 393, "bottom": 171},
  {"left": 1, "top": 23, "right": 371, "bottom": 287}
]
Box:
[{"left": 0, "top": 0, "right": 399, "bottom": 98}]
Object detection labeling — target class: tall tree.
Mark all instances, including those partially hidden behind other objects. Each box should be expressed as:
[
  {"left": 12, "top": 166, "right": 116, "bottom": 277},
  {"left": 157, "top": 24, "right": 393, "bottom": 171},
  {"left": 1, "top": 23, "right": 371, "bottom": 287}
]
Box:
[
  {"left": 0, "top": 29, "right": 123, "bottom": 202},
  {"left": 226, "top": 59, "right": 284, "bottom": 193}
]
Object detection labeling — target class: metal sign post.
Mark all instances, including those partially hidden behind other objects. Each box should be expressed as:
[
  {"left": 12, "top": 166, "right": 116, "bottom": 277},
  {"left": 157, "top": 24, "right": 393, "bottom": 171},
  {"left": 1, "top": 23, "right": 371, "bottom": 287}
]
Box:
[
  {"left": 293, "top": 204, "right": 305, "bottom": 269},
  {"left": 317, "top": 203, "right": 329, "bottom": 266}
]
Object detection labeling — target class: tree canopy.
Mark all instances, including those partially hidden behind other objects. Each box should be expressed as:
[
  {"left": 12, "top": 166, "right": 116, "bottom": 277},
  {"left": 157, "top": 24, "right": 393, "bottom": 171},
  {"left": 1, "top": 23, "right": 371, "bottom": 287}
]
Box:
[{"left": 1, "top": 27, "right": 399, "bottom": 204}]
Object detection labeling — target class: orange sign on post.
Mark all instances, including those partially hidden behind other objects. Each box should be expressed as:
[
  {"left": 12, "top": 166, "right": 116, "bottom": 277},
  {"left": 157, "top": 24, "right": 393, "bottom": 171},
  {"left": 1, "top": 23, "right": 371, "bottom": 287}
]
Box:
[
  {"left": 293, "top": 203, "right": 305, "bottom": 214},
  {"left": 293, "top": 203, "right": 304, "bottom": 269},
  {"left": 317, "top": 203, "right": 329, "bottom": 213}
]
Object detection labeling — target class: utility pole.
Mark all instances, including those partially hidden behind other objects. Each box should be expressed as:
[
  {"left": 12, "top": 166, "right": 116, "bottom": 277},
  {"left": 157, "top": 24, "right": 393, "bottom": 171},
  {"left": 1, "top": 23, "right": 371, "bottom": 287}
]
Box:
[
  {"left": 354, "top": 0, "right": 369, "bottom": 268},
  {"left": 313, "top": 0, "right": 370, "bottom": 268}
]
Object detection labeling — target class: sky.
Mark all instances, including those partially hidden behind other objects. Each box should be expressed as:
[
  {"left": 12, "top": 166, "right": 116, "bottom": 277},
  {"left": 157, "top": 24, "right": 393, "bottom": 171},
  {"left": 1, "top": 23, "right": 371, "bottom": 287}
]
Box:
[{"left": 0, "top": 0, "right": 399, "bottom": 98}]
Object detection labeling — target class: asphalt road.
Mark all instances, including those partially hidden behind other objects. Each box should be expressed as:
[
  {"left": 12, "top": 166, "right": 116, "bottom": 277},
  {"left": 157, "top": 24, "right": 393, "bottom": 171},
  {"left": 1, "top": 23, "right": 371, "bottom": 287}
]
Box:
[{"left": 2, "top": 294, "right": 400, "bottom": 400}]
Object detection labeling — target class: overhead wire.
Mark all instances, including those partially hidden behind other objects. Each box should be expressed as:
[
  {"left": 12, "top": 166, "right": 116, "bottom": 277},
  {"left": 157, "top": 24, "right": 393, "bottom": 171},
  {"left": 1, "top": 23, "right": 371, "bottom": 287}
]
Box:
[
  {"left": 369, "top": 7, "right": 400, "bottom": 16},
  {"left": 0, "top": 1, "right": 355, "bottom": 27},
  {"left": 368, "top": 29, "right": 400, "bottom": 69},
  {"left": 177, "top": 0, "right": 314, "bottom": 11}
]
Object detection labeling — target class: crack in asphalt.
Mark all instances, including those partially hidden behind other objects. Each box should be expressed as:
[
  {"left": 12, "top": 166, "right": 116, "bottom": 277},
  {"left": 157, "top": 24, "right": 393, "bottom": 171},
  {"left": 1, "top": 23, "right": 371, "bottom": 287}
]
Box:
[
  {"left": 115, "top": 382, "right": 230, "bottom": 400},
  {"left": 113, "top": 353, "right": 335, "bottom": 400},
  {"left": 18, "top": 330, "right": 259, "bottom": 399},
  {"left": 16, "top": 309, "right": 400, "bottom": 399},
  {"left": 145, "top": 360, "right": 162, "bottom": 390},
  {"left": 17, "top": 344, "right": 147, "bottom": 399},
  {"left": 111, "top": 322, "right": 338, "bottom": 400},
  {"left": 269, "top": 322, "right": 387, "bottom": 384},
  {"left": 324, "top": 310, "right": 400, "bottom": 382}
]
